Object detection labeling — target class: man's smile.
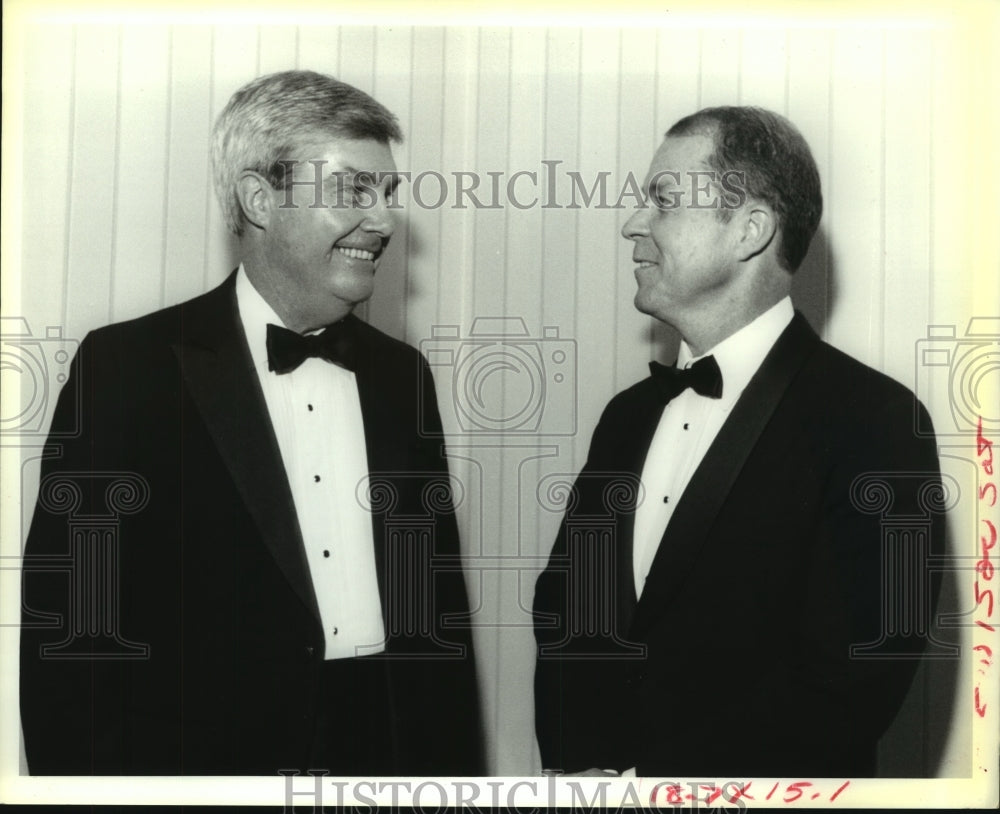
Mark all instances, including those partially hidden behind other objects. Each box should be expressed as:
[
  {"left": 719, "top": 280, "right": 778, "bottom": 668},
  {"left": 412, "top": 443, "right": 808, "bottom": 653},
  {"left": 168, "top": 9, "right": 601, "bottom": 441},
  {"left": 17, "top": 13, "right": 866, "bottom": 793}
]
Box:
[{"left": 336, "top": 245, "right": 378, "bottom": 262}]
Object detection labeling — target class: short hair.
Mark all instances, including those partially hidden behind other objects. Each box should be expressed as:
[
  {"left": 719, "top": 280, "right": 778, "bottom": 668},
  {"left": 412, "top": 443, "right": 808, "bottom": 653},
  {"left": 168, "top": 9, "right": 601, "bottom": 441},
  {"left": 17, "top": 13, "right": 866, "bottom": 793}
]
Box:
[
  {"left": 211, "top": 70, "right": 403, "bottom": 235},
  {"left": 667, "top": 106, "right": 822, "bottom": 272}
]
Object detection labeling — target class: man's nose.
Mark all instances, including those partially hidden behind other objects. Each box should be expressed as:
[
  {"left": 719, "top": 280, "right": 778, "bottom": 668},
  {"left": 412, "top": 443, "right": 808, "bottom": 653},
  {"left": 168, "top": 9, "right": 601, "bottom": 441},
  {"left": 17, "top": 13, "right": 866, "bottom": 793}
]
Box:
[
  {"left": 621, "top": 206, "right": 649, "bottom": 241},
  {"left": 361, "top": 189, "right": 396, "bottom": 237}
]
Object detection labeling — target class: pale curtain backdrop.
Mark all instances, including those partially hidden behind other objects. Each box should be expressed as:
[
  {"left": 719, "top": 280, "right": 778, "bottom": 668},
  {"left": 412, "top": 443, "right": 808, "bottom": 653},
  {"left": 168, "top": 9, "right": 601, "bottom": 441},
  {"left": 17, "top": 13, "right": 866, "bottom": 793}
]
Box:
[{"left": 6, "top": 20, "right": 992, "bottom": 777}]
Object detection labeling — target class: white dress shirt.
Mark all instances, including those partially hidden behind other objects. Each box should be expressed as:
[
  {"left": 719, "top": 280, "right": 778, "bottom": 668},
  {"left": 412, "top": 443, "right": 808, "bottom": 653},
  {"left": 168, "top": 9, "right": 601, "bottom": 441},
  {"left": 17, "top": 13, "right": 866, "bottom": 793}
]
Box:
[
  {"left": 632, "top": 298, "right": 794, "bottom": 598},
  {"left": 236, "top": 266, "right": 386, "bottom": 659}
]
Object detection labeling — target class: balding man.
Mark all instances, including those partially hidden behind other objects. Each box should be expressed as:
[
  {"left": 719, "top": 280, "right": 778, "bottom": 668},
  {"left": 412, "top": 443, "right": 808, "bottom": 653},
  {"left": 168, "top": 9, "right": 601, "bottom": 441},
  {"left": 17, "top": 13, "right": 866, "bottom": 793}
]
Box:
[{"left": 534, "top": 106, "right": 944, "bottom": 777}]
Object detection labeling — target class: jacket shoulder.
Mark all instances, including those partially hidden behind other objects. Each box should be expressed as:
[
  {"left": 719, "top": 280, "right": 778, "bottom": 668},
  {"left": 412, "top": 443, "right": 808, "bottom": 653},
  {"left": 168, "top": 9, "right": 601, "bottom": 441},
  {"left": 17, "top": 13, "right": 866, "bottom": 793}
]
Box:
[
  {"left": 349, "top": 315, "right": 427, "bottom": 371},
  {"left": 787, "top": 337, "right": 942, "bottom": 469},
  {"left": 82, "top": 279, "right": 232, "bottom": 351},
  {"left": 804, "top": 338, "right": 924, "bottom": 413},
  {"left": 602, "top": 374, "right": 661, "bottom": 416},
  {"left": 350, "top": 315, "right": 419, "bottom": 353}
]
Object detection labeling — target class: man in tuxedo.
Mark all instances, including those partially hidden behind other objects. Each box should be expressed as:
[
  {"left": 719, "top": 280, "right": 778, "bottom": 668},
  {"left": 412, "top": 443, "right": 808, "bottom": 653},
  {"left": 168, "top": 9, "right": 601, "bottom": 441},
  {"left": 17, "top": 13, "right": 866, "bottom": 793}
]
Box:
[
  {"left": 533, "top": 106, "right": 945, "bottom": 777},
  {"left": 20, "top": 70, "right": 482, "bottom": 776}
]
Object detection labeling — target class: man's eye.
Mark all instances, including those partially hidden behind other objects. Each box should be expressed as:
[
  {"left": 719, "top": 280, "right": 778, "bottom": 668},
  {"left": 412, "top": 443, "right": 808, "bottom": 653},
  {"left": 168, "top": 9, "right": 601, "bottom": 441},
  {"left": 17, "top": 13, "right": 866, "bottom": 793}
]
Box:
[
  {"left": 644, "top": 191, "right": 669, "bottom": 209},
  {"left": 653, "top": 191, "right": 682, "bottom": 210}
]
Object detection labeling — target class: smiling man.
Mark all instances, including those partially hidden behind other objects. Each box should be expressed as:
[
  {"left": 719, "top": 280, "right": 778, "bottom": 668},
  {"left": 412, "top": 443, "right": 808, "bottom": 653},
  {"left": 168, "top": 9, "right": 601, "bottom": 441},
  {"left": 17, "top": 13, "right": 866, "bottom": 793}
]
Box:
[
  {"left": 20, "top": 70, "right": 482, "bottom": 776},
  {"left": 533, "top": 106, "right": 945, "bottom": 777}
]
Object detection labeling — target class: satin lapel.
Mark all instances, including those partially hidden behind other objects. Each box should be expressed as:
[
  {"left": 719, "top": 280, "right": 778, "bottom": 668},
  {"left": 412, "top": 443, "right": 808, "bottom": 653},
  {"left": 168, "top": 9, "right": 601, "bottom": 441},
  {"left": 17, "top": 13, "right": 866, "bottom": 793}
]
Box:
[
  {"left": 612, "top": 387, "right": 670, "bottom": 634},
  {"left": 349, "top": 318, "right": 399, "bottom": 617},
  {"left": 628, "top": 313, "right": 819, "bottom": 639},
  {"left": 172, "top": 273, "right": 321, "bottom": 623}
]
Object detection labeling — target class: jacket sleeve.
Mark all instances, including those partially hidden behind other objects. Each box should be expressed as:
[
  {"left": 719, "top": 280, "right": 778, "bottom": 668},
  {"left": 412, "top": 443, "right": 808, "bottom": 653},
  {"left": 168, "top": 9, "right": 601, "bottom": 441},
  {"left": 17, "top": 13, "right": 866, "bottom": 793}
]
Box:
[
  {"left": 790, "top": 395, "right": 946, "bottom": 746},
  {"left": 19, "top": 330, "right": 139, "bottom": 774},
  {"left": 383, "top": 352, "right": 485, "bottom": 775},
  {"left": 533, "top": 394, "right": 639, "bottom": 773}
]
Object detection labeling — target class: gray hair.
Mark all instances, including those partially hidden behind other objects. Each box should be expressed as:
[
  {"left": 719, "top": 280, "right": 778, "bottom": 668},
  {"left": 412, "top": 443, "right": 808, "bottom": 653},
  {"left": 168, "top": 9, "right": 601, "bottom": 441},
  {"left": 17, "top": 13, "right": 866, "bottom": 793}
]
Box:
[{"left": 211, "top": 70, "right": 403, "bottom": 235}]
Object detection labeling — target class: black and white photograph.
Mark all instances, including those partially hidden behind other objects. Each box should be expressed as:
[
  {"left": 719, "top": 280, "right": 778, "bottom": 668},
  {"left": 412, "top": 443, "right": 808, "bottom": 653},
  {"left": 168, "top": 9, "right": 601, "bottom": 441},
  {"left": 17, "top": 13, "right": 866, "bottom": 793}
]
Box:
[{"left": 1, "top": 0, "right": 997, "bottom": 808}]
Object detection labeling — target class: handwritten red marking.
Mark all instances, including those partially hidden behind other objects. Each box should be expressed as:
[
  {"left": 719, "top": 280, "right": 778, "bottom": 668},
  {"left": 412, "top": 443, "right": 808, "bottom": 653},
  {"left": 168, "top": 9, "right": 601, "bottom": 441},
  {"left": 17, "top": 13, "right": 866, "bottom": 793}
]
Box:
[
  {"left": 978, "top": 417, "right": 994, "bottom": 473},
  {"left": 980, "top": 483, "right": 998, "bottom": 507},
  {"left": 704, "top": 786, "right": 724, "bottom": 805},
  {"left": 974, "top": 581, "right": 995, "bottom": 617},
  {"left": 975, "top": 686, "right": 988, "bottom": 718},
  {"left": 659, "top": 784, "right": 683, "bottom": 805},
  {"left": 649, "top": 780, "right": 850, "bottom": 806},
  {"left": 829, "top": 781, "right": 851, "bottom": 802},
  {"left": 783, "top": 782, "right": 812, "bottom": 803},
  {"left": 727, "top": 782, "right": 753, "bottom": 802},
  {"left": 982, "top": 519, "right": 997, "bottom": 549},
  {"left": 973, "top": 416, "right": 996, "bottom": 725}
]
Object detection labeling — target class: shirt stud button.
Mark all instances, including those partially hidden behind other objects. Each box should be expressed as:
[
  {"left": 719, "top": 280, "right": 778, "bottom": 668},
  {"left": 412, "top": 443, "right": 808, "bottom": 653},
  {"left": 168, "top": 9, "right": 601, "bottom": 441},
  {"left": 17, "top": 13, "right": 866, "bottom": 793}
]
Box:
[
  {"left": 323, "top": 550, "right": 330, "bottom": 558},
  {"left": 314, "top": 474, "right": 321, "bottom": 483}
]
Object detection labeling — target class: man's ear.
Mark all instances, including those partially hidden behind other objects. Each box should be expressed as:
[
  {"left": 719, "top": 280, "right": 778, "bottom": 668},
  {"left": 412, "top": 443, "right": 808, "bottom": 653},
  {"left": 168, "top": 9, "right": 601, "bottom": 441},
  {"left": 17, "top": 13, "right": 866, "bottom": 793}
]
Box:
[
  {"left": 734, "top": 203, "right": 777, "bottom": 262},
  {"left": 235, "top": 171, "right": 273, "bottom": 231}
]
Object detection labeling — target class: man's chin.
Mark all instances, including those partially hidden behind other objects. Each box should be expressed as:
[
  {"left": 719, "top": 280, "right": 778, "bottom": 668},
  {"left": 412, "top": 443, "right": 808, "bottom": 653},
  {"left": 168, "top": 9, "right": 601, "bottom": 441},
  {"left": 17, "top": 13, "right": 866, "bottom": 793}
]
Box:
[
  {"left": 301, "top": 290, "right": 370, "bottom": 330},
  {"left": 634, "top": 292, "right": 655, "bottom": 318},
  {"left": 330, "top": 277, "right": 375, "bottom": 308},
  {"left": 633, "top": 293, "right": 675, "bottom": 328}
]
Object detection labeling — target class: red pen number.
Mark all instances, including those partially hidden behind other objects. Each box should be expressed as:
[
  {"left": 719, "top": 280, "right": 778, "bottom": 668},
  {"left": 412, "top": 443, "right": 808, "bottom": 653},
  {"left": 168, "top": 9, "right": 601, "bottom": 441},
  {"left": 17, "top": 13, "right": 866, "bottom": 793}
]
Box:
[
  {"left": 783, "top": 782, "right": 812, "bottom": 803},
  {"left": 974, "top": 416, "right": 996, "bottom": 723}
]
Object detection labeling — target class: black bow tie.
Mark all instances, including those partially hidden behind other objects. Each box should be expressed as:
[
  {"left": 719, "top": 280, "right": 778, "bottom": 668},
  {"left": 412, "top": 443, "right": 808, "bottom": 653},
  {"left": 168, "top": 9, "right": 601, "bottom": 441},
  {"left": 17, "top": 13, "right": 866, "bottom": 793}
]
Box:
[
  {"left": 266, "top": 321, "right": 357, "bottom": 374},
  {"left": 649, "top": 355, "right": 724, "bottom": 403}
]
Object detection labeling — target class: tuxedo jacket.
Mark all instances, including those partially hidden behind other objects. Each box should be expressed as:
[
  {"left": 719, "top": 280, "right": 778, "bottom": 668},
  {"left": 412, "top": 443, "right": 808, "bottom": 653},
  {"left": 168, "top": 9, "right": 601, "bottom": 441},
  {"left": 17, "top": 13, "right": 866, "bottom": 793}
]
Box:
[
  {"left": 533, "top": 313, "right": 945, "bottom": 777},
  {"left": 20, "top": 272, "right": 483, "bottom": 775}
]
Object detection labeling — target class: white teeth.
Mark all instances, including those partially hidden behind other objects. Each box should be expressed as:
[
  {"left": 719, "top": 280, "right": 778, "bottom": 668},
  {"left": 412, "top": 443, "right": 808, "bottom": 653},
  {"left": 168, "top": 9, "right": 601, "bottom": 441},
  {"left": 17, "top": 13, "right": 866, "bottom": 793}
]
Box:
[{"left": 337, "top": 246, "right": 375, "bottom": 261}]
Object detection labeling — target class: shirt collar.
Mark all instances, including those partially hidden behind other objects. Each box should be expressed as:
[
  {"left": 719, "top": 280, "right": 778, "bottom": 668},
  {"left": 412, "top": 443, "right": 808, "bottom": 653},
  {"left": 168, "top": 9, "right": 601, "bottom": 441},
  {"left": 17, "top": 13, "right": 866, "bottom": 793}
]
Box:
[
  {"left": 235, "top": 263, "right": 289, "bottom": 374},
  {"left": 676, "top": 296, "right": 794, "bottom": 406}
]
